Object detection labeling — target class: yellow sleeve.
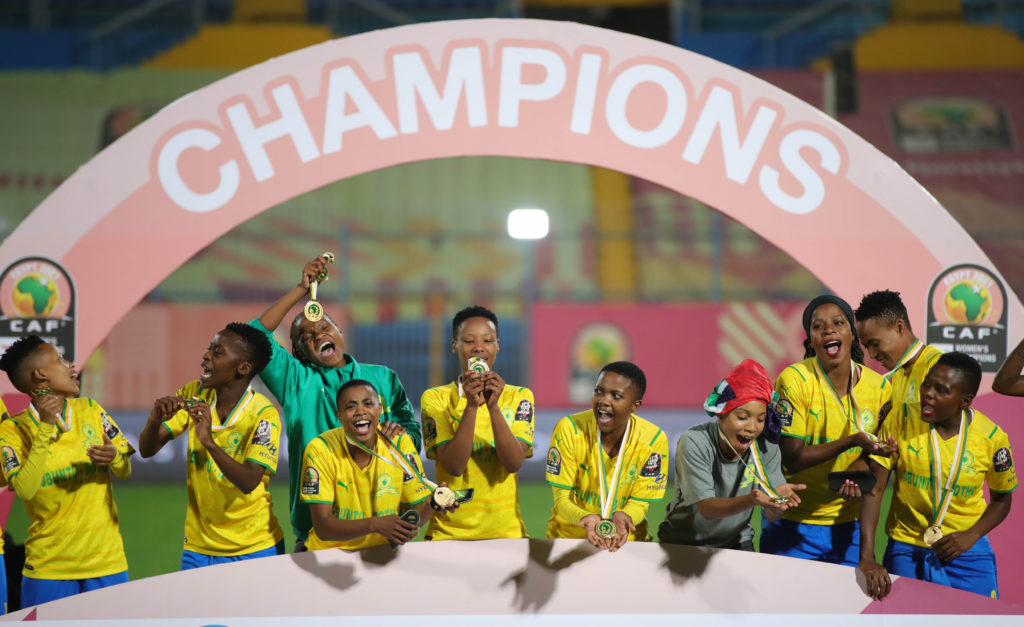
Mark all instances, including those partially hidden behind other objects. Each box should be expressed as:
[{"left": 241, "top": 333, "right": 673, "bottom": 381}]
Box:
[
  {"left": 628, "top": 428, "right": 669, "bottom": 502},
  {"left": 776, "top": 366, "right": 808, "bottom": 440},
  {"left": 244, "top": 405, "right": 282, "bottom": 474},
  {"left": 162, "top": 409, "right": 190, "bottom": 440},
  {"left": 545, "top": 417, "right": 578, "bottom": 490},
  {"left": 399, "top": 435, "right": 432, "bottom": 505},
  {"left": 551, "top": 484, "right": 592, "bottom": 526},
  {"left": 300, "top": 437, "right": 335, "bottom": 506},
  {"left": 1, "top": 420, "right": 56, "bottom": 500},
  {"left": 421, "top": 388, "right": 454, "bottom": 460},
  {"left": 988, "top": 428, "right": 1018, "bottom": 494},
  {"left": 509, "top": 388, "right": 535, "bottom": 457}
]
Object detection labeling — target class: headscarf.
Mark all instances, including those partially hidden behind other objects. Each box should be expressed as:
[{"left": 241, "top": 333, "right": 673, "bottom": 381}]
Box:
[{"left": 703, "top": 359, "right": 788, "bottom": 443}]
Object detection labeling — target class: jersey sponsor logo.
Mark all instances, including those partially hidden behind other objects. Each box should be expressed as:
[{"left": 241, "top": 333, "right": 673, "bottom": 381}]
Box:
[
  {"left": 251, "top": 419, "right": 272, "bottom": 447},
  {"left": 640, "top": 453, "right": 661, "bottom": 477},
  {"left": 1, "top": 445, "right": 19, "bottom": 473},
  {"left": 302, "top": 466, "right": 320, "bottom": 495},
  {"left": 423, "top": 414, "right": 437, "bottom": 444},
  {"left": 101, "top": 413, "right": 120, "bottom": 440},
  {"left": 994, "top": 447, "right": 1013, "bottom": 472},
  {"left": 546, "top": 446, "right": 561, "bottom": 475},
  {"left": 515, "top": 399, "right": 533, "bottom": 422}
]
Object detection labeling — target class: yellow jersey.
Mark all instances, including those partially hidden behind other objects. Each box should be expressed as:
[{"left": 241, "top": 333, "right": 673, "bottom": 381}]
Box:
[
  {"left": 421, "top": 381, "right": 534, "bottom": 540},
  {"left": 874, "top": 408, "right": 1016, "bottom": 547},
  {"left": 300, "top": 430, "right": 431, "bottom": 551},
  {"left": 164, "top": 381, "right": 284, "bottom": 556},
  {"left": 886, "top": 344, "right": 943, "bottom": 428},
  {"left": 545, "top": 410, "right": 668, "bottom": 540},
  {"left": 0, "top": 398, "right": 134, "bottom": 578},
  {"left": 775, "top": 358, "right": 892, "bottom": 525}
]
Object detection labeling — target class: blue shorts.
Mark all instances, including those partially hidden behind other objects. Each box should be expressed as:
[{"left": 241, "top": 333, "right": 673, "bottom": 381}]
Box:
[
  {"left": 884, "top": 536, "right": 998, "bottom": 598},
  {"left": 181, "top": 540, "right": 284, "bottom": 570},
  {"left": 22, "top": 570, "right": 129, "bottom": 607},
  {"left": 759, "top": 518, "right": 860, "bottom": 567}
]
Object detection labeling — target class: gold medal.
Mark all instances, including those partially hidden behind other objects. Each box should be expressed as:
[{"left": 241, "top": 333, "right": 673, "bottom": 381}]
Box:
[
  {"left": 303, "top": 300, "right": 323, "bottom": 322},
  {"left": 467, "top": 356, "right": 489, "bottom": 373},
  {"left": 923, "top": 525, "right": 943, "bottom": 547},
  {"left": 595, "top": 518, "right": 616, "bottom": 540},
  {"left": 432, "top": 486, "right": 456, "bottom": 508}
]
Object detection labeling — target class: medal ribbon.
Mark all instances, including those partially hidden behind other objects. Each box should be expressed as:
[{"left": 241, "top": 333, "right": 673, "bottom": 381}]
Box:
[
  {"left": 309, "top": 251, "right": 334, "bottom": 302},
  {"left": 597, "top": 418, "right": 632, "bottom": 520},
  {"left": 345, "top": 430, "right": 438, "bottom": 492},
  {"left": 717, "top": 428, "right": 781, "bottom": 500},
  {"left": 882, "top": 339, "right": 924, "bottom": 380},
  {"left": 208, "top": 386, "right": 255, "bottom": 430},
  {"left": 814, "top": 358, "right": 871, "bottom": 437},
  {"left": 928, "top": 409, "right": 970, "bottom": 529}
]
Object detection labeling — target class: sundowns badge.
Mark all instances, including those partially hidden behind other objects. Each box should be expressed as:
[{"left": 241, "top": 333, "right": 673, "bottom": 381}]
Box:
[{"left": 926, "top": 264, "right": 1007, "bottom": 373}]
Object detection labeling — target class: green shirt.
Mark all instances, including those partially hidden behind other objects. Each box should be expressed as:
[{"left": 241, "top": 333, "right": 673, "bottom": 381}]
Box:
[{"left": 249, "top": 319, "right": 419, "bottom": 541}]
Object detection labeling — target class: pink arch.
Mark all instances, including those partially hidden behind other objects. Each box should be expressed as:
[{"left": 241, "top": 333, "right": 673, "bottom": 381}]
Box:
[{"left": 0, "top": 19, "right": 1018, "bottom": 371}]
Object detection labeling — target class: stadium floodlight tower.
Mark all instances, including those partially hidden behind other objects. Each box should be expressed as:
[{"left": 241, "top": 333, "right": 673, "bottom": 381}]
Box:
[{"left": 507, "top": 208, "right": 549, "bottom": 386}]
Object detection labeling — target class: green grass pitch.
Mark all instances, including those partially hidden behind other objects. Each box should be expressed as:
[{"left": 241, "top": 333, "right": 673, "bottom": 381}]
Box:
[{"left": 3, "top": 481, "right": 892, "bottom": 581}]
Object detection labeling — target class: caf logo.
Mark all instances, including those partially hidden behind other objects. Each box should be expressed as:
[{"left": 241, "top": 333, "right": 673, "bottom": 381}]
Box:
[
  {"left": 0, "top": 256, "right": 77, "bottom": 362},
  {"left": 926, "top": 263, "right": 1007, "bottom": 374}
]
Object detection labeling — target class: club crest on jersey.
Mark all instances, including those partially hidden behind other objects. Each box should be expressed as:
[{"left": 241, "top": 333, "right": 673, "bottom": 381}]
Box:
[
  {"left": 302, "top": 466, "right": 319, "bottom": 494},
  {"left": 374, "top": 474, "right": 400, "bottom": 498},
  {"left": 546, "top": 447, "right": 562, "bottom": 475},
  {"left": 423, "top": 415, "right": 438, "bottom": 444},
  {"left": 994, "top": 447, "right": 1013, "bottom": 472},
  {"left": 640, "top": 453, "right": 661, "bottom": 478},
  {"left": 224, "top": 431, "right": 243, "bottom": 454},
  {"left": 1, "top": 446, "right": 19, "bottom": 473},
  {"left": 515, "top": 400, "right": 533, "bottom": 422},
  {"left": 251, "top": 419, "right": 272, "bottom": 447}
]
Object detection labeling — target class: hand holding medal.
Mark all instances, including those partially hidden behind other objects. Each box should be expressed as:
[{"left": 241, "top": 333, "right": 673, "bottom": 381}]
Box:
[{"left": 303, "top": 252, "right": 336, "bottom": 322}]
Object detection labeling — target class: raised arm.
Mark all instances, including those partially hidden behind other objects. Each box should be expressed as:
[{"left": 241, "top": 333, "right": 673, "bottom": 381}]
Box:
[
  {"left": 484, "top": 372, "right": 527, "bottom": 473},
  {"left": 138, "top": 396, "right": 183, "bottom": 458},
  {"left": 257, "top": 256, "right": 329, "bottom": 332},
  {"left": 189, "top": 402, "right": 266, "bottom": 494}
]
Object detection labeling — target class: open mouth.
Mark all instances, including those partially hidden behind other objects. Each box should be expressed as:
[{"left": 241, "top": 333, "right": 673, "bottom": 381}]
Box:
[
  {"left": 316, "top": 340, "right": 336, "bottom": 360},
  {"left": 199, "top": 364, "right": 212, "bottom": 381},
  {"left": 920, "top": 402, "right": 934, "bottom": 417},
  {"left": 736, "top": 434, "right": 753, "bottom": 449},
  {"left": 823, "top": 340, "right": 842, "bottom": 358},
  {"left": 353, "top": 419, "right": 372, "bottom": 435},
  {"left": 596, "top": 409, "right": 614, "bottom": 425}
]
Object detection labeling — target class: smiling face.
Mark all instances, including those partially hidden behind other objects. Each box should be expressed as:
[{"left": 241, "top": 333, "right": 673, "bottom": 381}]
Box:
[
  {"left": 452, "top": 316, "right": 499, "bottom": 371},
  {"left": 34, "top": 342, "right": 79, "bottom": 397},
  {"left": 718, "top": 400, "right": 767, "bottom": 456},
  {"left": 199, "top": 330, "right": 250, "bottom": 390},
  {"left": 808, "top": 303, "right": 853, "bottom": 367},
  {"left": 338, "top": 384, "right": 382, "bottom": 447},
  {"left": 857, "top": 317, "right": 912, "bottom": 371},
  {"left": 592, "top": 371, "right": 642, "bottom": 436},
  {"left": 291, "top": 317, "right": 346, "bottom": 369},
  {"left": 919, "top": 364, "right": 973, "bottom": 427}
]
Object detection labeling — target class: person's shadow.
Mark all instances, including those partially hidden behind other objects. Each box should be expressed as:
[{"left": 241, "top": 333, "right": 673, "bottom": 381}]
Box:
[
  {"left": 500, "top": 539, "right": 600, "bottom": 612},
  {"left": 290, "top": 549, "right": 359, "bottom": 592},
  {"left": 658, "top": 542, "right": 715, "bottom": 586}
]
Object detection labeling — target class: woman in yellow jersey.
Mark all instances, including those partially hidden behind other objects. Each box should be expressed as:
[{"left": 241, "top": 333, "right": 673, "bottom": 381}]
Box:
[
  {"left": 138, "top": 323, "right": 285, "bottom": 569},
  {"left": 546, "top": 361, "right": 669, "bottom": 551},
  {"left": 0, "top": 336, "right": 134, "bottom": 607},
  {"left": 301, "top": 379, "right": 456, "bottom": 550},
  {"left": 761, "top": 295, "right": 893, "bottom": 566},
  {"left": 421, "top": 306, "right": 534, "bottom": 540},
  {"left": 859, "top": 353, "right": 1015, "bottom": 600},
  {"left": 659, "top": 360, "right": 804, "bottom": 550}
]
